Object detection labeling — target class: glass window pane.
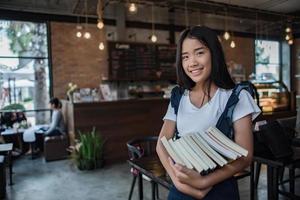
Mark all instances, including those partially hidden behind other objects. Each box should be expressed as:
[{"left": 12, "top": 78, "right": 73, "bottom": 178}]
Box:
[
  {"left": 255, "top": 40, "right": 280, "bottom": 81},
  {"left": 0, "top": 20, "right": 48, "bottom": 58},
  {"left": 0, "top": 20, "right": 50, "bottom": 125}
]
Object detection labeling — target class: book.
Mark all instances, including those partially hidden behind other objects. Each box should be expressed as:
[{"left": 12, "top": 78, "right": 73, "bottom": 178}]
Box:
[
  {"left": 160, "top": 136, "right": 185, "bottom": 165},
  {"left": 160, "top": 126, "right": 248, "bottom": 173}
]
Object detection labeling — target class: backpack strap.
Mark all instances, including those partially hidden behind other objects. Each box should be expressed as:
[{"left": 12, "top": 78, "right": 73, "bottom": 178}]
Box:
[
  {"left": 216, "top": 81, "right": 258, "bottom": 139},
  {"left": 170, "top": 86, "right": 184, "bottom": 139}
]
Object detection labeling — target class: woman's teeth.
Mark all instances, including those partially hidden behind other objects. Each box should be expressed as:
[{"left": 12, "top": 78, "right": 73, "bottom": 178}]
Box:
[{"left": 190, "top": 68, "right": 202, "bottom": 74}]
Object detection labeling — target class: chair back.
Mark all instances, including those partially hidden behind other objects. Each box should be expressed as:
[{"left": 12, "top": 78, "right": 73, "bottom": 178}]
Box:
[{"left": 127, "top": 136, "right": 158, "bottom": 160}]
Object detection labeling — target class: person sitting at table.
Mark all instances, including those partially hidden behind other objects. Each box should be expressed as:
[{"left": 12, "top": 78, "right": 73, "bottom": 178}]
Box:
[{"left": 23, "top": 97, "right": 66, "bottom": 154}]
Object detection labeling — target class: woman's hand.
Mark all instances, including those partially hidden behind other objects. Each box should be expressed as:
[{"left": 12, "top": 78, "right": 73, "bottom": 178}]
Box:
[
  {"left": 173, "top": 179, "right": 212, "bottom": 199},
  {"left": 169, "top": 158, "right": 207, "bottom": 189}
]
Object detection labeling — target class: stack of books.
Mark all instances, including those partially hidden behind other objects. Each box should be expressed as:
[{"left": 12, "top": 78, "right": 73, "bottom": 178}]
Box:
[{"left": 161, "top": 126, "right": 248, "bottom": 173}]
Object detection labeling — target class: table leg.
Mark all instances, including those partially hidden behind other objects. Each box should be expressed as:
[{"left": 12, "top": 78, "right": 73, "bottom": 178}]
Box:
[
  {"left": 138, "top": 172, "right": 143, "bottom": 200},
  {"left": 289, "top": 167, "right": 295, "bottom": 195},
  {"left": 250, "top": 162, "right": 255, "bottom": 200},
  {"left": 267, "top": 165, "right": 273, "bottom": 200},
  {"left": 151, "top": 181, "right": 155, "bottom": 200},
  {"left": 272, "top": 167, "right": 278, "bottom": 200},
  {"left": 8, "top": 151, "right": 13, "bottom": 186}
]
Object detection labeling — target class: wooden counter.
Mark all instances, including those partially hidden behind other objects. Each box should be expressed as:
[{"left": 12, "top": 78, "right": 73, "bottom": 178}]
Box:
[
  {"left": 62, "top": 99, "right": 296, "bottom": 165},
  {"left": 62, "top": 98, "right": 169, "bottom": 165}
]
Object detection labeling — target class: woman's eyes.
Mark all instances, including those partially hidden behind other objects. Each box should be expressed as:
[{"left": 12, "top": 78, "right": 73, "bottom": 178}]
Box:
[
  {"left": 196, "top": 51, "right": 204, "bottom": 56},
  {"left": 182, "top": 55, "right": 189, "bottom": 60},
  {"left": 182, "top": 51, "right": 204, "bottom": 60}
]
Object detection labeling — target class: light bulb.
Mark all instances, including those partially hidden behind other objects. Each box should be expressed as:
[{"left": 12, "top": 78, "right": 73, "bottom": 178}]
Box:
[
  {"left": 285, "top": 34, "right": 290, "bottom": 41},
  {"left": 223, "top": 31, "right": 230, "bottom": 40},
  {"left": 97, "top": 19, "right": 104, "bottom": 29},
  {"left": 128, "top": 3, "right": 138, "bottom": 14},
  {"left": 285, "top": 27, "right": 291, "bottom": 33},
  {"left": 76, "top": 31, "right": 82, "bottom": 38},
  {"left": 84, "top": 32, "right": 91, "bottom": 39},
  {"left": 99, "top": 42, "right": 105, "bottom": 50},
  {"left": 230, "top": 40, "right": 236, "bottom": 48},
  {"left": 150, "top": 34, "right": 157, "bottom": 43},
  {"left": 288, "top": 39, "right": 293, "bottom": 45}
]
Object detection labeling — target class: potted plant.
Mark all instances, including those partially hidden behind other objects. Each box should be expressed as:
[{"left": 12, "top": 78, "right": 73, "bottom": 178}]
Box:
[{"left": 71, "top": 127, "right": 104, "bottom": 170}]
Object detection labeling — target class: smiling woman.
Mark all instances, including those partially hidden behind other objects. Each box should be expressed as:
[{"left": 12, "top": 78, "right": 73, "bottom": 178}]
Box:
[{"left": 156, "top": 26, "right": 261, "bottom": 200}]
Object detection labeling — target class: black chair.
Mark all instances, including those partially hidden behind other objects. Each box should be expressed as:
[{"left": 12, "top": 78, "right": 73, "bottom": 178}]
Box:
[
  {"left": 127, "top": 136, "right": 159, "bottom": 200},
  {"left": 253, "top": 119, "right": 300, "bottom": 199}
]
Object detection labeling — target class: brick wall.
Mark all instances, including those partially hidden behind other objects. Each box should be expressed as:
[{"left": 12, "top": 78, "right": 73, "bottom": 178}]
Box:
[
  {"left": 51, "top": 22, "right": 108, "bottom": 99},
  {"left": 50, "top": 22, "right": 255, "bottom": 98},
  {"left": 221, "top": 36, "right": 255, "bottom": 79}
]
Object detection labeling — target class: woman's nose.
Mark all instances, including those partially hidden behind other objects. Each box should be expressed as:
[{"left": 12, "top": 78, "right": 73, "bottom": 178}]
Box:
[{"left": 188, "top": 56, "right": 198, "bottom": 67}]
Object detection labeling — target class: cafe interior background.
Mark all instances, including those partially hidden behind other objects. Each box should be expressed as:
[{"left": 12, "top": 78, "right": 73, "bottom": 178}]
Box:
[{"left": 1, "top": 0, "right": 300, "bottom": 199}]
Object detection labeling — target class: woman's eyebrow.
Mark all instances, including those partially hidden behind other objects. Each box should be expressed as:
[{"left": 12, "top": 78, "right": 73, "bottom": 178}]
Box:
[{"left": 194, "top": 47, "right": 205, "bottom": 51}]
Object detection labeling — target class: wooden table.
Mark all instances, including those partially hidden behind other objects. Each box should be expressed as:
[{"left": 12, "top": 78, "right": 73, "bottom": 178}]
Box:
[
  {"left": 1, "top": 128, "right": 26, "bottom": 153},
  {"left": 128, "top": 156, "right": 255, "bottom": 200},
  {"left": 127, "top": 156, "right": 171, "bottom": 200},
  {"left": 0, "top": 143, "right": 13, "bottom": 185}
]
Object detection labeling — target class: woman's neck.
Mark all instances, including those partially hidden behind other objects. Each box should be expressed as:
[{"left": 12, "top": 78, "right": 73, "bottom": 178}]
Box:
[{"left": 192, "top": 81, "right": 217, "bottom": 95}]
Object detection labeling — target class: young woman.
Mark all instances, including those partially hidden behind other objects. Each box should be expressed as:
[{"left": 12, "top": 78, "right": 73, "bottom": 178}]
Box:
[
  {"left": 156, "top": 26, "right": 261, "bottom": 199},
  {"left": 23, "top": 97, "right": 66, "bottom": 154}
]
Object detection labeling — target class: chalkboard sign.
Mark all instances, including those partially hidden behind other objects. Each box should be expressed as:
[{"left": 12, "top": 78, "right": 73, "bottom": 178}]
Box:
[{"left": 108, "top": 42, "right": 177, "bottom": 81}]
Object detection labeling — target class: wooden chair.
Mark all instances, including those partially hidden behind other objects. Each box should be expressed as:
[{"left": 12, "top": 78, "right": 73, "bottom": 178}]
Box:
[{"left": 126, "top": 136, "right": 159, "bottom": 200}]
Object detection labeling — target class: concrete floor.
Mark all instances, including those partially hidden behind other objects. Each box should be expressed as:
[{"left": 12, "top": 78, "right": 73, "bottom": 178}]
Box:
[{"left": 4, "top": 156, "right": 300, "bottom": 200}]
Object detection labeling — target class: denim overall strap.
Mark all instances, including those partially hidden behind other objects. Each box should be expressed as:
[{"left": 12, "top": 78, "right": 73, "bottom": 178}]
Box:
[
  {"left": 215, "top": 81, "right": 254, "bottom": 139},
  {"left": 170, "top": 86, "right": 184, "bottom": 140}
]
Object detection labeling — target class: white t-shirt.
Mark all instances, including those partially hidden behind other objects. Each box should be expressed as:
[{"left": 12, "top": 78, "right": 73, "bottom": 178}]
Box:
[{"left": 163, "top": 88, "right": 261, "bottom": 137}]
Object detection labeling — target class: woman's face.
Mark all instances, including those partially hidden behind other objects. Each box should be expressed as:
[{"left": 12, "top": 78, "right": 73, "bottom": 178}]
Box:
[
  {"left": 49, "top": 103, "right": 55, "bottom": 110},
  {"left": 181, "top": 38, "right": 212, "bottom": 85}
]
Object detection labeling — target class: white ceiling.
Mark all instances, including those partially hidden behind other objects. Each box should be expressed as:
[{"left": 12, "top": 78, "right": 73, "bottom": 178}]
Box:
[
  {"left": 210, "top": 0, "right": 300, "bottom": 13},
  {"left": 0, "top": 0, "right": 300, "bottom": 15}
]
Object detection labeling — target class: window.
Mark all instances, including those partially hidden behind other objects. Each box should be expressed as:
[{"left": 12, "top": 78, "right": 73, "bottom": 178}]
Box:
[
  {"left": 255, "top": 40, "right": 280, "bottom": 81},
  {"left": 0, "top": 20, "right": 50, "bottom": 124}
]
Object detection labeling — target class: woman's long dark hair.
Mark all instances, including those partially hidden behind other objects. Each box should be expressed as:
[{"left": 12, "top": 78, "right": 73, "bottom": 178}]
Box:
[
  {"left": 176, "top": 26, "right": 235, "bottom": 91},
  {"left": 49, "top": 97, "right": 62, "bottom": 109}
]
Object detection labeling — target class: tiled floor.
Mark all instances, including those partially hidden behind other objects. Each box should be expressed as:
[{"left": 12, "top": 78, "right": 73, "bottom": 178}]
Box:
[{"left": 4, "top": 156, "right": 300, "bottom": 200}]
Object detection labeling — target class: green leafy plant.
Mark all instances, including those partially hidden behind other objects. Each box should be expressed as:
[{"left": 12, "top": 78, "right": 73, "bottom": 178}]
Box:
[
  {"left": 71, "top": 127, "right": 104, "bottom": 170},
  {"left": 2, "top": 103, "right": 25, "bottom": 111}
]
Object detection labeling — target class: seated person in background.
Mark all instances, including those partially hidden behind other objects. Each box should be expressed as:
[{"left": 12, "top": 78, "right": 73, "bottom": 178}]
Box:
[
  {"left": 16, "top": 112, "right": 27, "bottom": 123},
  {"left": 43, "top": 97, "right": 66, "bottom": 136},
  {"left": 23, "top": 97, "right": 66, "bottom": 154}
]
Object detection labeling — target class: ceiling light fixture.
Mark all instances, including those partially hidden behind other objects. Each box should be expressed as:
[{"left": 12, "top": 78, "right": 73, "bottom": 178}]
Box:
[
  {"left": 83, "top": 0, "right": 91, "bottom": 39},
  {"left": 75, "top": 16, "right": 82, "bottom": 38},
  {"left": 150, "top": 2, "right": 157, "bottom": 43},
  {"left": 128, "top": 3, "right": 138, "bottom": 14},
  {"left": 99, "top": 42, "right": 105, "bottom": 50},
  {"left": 97, "top": 0, "right": 104, "bottom": 29},
  {"left": 223, "top": 7, "right": 230, "bottom": 40}
]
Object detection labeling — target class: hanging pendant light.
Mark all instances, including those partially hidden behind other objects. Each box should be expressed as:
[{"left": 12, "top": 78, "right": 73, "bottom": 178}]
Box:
[
  {"left": 99, "top": 42, "right": 105, "bottom": 50},
  {"left": 97, "top": 0, "right": 104, "bottom": 29},
  {"left": 285, "top": 34, "right": 290, "bottom": 41},
  {"left": 223, "top": 31, "right": 230, "bottom": 40},
  {"left": 76, "top": 25, "right": 83, "bottom": 38},
  {"left": 75, "top": 15, "right": 82, "bottom": 38},
  {"left": 288, "top": 39, "right": 293, "bottom": 45},
  {"left": 128, "top": 3, "right": 138, "bottom": 14},
  {"left": 97, "top": 19, "right": 104, "bottom": 29},
  {"left": 230, "top": 40, "right": 236, "bottom": 48},
  {"left": 83, "top": 0, "right": 91, "bottom": 39},
  {"left": 223, "top": 7, "right": 230, "bottom": 40},
  {"left": 150, "top": 3, "right": 157, "bottom": 43}
]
